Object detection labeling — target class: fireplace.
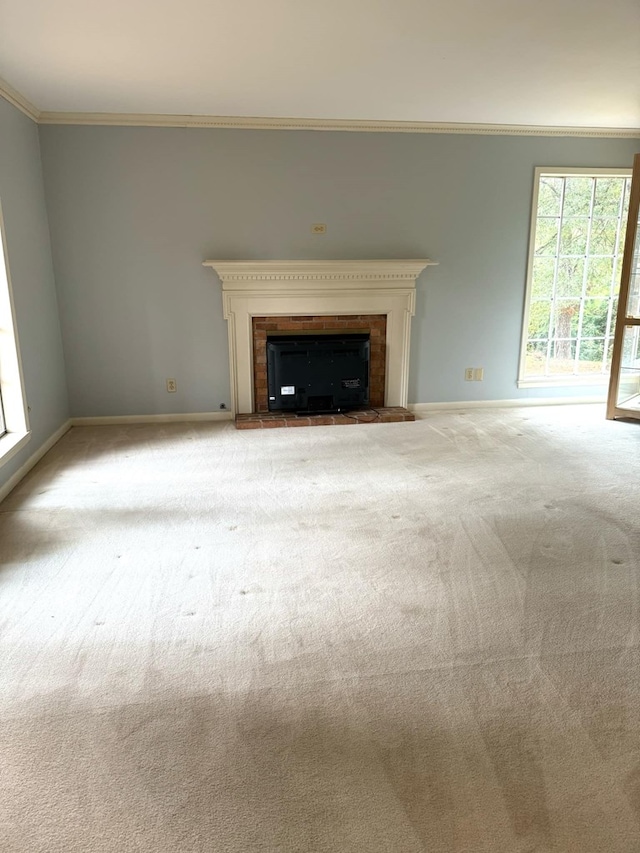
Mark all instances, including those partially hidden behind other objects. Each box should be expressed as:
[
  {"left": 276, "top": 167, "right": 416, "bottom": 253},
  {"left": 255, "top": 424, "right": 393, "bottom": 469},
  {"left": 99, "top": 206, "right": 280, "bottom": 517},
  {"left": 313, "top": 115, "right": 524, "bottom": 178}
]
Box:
[
  {"left": 203, "top": 260, "right": 436, "bottom": 415},
  {"left": 253, "top": 314, "right": 387, "bottom": 412}
]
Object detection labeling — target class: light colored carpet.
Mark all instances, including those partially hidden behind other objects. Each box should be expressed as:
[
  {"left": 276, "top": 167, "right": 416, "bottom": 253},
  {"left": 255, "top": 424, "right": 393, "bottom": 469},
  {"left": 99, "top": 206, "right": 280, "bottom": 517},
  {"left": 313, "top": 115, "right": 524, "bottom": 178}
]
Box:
[{"left": 1, "top": 405, "right": 639, "bottom": 852}]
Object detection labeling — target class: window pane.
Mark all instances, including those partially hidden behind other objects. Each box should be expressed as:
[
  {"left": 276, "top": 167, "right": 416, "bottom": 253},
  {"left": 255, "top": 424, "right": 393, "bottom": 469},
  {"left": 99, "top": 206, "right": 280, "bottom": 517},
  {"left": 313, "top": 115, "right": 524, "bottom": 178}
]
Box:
[
  {"left": 577, "top": 338, "right": 605, "bottom": 372},
  {"left": 527, "top": 300, "right": 552, "bottom": 339},
  {"left": 617, "top": 326, "right": 640, "bottom": 408},
  {"left": 585, "top": 257, "right": 614, "bottom": 296},
  {"left": 628, "top": 273, "right": 640, "bottom": 319},
  {"left": 563, "top": 178, "right": 593, "bottom": 217},
  {"left": 620, "top": 325, "right": 640, "bottom": 369},
  {"left": 532, "top": 257, "right": 556, "bottom": 298},
  {"left": 581, "top": 298, "right": 609, "bottom": 338},
  {"left": 556, "top": 258, "right": 584, "bottom": 297},
  {"left": 623, "top": 178, "right": 632, "bottom": 221},
  {"left": 560, "top": 219, "right": 588, "bottom": 256},
  {"left": 593, "top": 178, "right": 625, "bottom": 217},
  {"left": 613, "top": 257, "right": 624, "bottom": 289},
  {"left": 605, "top": 337, "right": 615, "bottom": 371},
  {"left": 590, "top": 218, "right": 620, "bottom": 255},
  {"left": 525, "top": 340, "right": 548, "bottom": 375},
  {"left": 552, "top": 299, "right": 580, "bottom": 338},
  {"left": 538, "top": 177, "right": 564, "bottom": 217},
  {"left": 549, "top": 339, "right": 577, "bottom": 373},
  {"left": 608, "top": 296, "right": 619, "bottom": 337},
  {"left": 535, "top": 218, "right": 559, "bottom": 255},
  {"left": 627, "top": 205, "right": 640, "bottom": 318}
]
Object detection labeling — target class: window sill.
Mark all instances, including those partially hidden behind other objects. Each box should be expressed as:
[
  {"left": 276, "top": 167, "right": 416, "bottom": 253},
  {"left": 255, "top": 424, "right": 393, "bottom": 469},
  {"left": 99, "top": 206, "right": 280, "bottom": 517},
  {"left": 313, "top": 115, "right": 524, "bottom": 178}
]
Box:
[
  {"left": 517, "top": 376, "right": 609, "bottom": 390},
  {"left": 0, "top": 430, "right": 31, "bottom": 469}
]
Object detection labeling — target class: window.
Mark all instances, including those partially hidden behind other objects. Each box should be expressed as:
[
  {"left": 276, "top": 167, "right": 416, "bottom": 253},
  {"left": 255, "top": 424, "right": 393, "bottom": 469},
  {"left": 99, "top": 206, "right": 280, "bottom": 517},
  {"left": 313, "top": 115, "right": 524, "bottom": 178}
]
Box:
[
  {"left": 0, "top": 200, "right": 30, "bottom": 466},
  {"left": 519, "top": 168, "right": 632, "bottom": 386}
]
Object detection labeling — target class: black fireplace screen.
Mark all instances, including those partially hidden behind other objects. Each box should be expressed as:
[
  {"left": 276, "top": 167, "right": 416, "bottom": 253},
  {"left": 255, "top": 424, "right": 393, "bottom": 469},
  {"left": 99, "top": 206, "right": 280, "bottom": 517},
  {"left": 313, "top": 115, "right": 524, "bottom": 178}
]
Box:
[{"left": 266, "top": 333, "right": 370, "bottom": 413}]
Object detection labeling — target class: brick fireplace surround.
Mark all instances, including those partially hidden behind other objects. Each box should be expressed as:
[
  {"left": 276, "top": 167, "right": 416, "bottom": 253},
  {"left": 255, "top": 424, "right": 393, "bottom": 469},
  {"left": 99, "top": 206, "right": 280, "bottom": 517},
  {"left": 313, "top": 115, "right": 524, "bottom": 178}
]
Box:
[
  {"left": 252, "top": 314, "right": 387, "bottom": 411},
  {"left": 202, "top": 259, "right": 436, "bottom": 429},
  {"left": 240, "top": 313, "right": 410, "bottom": 429}
]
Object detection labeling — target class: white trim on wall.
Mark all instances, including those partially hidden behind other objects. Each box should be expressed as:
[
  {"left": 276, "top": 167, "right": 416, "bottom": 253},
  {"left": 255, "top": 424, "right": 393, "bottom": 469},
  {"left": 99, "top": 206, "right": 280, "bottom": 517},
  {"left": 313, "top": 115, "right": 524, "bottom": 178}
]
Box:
[
  {"left": 1, "top": 80, "right": 638, "bottom": 138},
  {"left": 0, "top": 76, "right": 40, "bottom": 123},
  {"left": 409, "top": 396, "right": 605, "bottom": 414},
  {"left": 36, "top": 111, "right": 640, "bottom": 138},
  {"left": 70, "top": 412, "right": 234, "bottom": 426},
  {"left": 0, "top": 80, "right": 638, "bottom": 138}
]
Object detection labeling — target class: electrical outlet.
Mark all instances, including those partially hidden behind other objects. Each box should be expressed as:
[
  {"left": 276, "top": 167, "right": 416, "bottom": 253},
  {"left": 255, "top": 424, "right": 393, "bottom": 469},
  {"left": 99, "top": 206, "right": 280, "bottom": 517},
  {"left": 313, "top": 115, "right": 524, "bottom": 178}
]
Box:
[
  {"left": 464, "top": 368, "right": 474, "bottom": 381},
  {"left": 166, "top": 378, "right": 177, "bottom": 393},
  {"left": 473, "top": 368, "right": 484, "bottom": 381},
  {"left": 311, "top": 223, "right": 326, "bottom": 234}
]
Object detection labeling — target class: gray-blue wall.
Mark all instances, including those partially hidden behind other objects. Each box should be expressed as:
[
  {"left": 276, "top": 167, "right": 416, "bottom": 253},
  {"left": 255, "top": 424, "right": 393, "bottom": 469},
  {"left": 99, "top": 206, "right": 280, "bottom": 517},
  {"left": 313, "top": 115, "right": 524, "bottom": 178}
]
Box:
[
  {"left": 0, "top": 99, "right": 68, "bottom": 491},
  {"left": 36, "top": 125, "right": 640, "bottom": 416}
]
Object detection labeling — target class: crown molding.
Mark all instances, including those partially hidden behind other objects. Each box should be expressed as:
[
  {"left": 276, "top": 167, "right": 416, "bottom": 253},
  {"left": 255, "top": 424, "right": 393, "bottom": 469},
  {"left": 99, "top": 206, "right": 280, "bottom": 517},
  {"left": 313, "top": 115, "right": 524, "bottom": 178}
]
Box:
[
  {"left": 36, "top": 110, "right": 640, "bottom": 138},
  {"left": 0, "top": 76, "right": 40, "bottom": 122},
  {"left": 0, "top": 75, "right": 634, "bottom": 138}
]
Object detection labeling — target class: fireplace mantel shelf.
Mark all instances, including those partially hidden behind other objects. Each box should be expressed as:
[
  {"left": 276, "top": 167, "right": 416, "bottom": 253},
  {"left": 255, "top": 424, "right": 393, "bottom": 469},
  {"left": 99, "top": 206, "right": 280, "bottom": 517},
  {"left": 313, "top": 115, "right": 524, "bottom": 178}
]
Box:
[
  {"left": 203, "top": 259, "right": 437, "bottom": 414},
  {"left": 203, "top": 259, "right": 436, "bottom": 287}
]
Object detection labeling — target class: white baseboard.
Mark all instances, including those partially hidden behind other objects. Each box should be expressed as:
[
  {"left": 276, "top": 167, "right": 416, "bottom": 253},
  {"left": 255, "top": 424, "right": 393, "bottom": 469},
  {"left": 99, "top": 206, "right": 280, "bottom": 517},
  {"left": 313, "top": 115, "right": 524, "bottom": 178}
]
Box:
[
  {"left": 409, "top": 396, "right": 605, "bottom": 414},
  {"left": 0, "top": 419, "right": 72, "bottom": 504},
  {"left": 70, "top": 411, "right": 234, "bottom": 426}
]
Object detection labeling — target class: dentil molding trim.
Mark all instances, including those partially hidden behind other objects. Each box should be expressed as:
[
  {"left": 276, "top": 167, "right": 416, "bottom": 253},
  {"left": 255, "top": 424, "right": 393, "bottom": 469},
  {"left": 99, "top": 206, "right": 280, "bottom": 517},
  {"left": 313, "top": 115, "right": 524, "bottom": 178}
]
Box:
[
  {"left": 204, "top": 259, "right": 436, "bottom": 415},
  {"left": 204, "top": 260, "right": 435, "bottom": 285}
]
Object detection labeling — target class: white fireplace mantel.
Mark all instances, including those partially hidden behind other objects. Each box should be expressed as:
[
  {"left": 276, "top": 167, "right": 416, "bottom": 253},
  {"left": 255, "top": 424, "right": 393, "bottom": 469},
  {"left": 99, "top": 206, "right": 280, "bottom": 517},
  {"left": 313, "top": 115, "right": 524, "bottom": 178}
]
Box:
[{"left": 203, "top": 259, "right": 436, "bottom": 414}]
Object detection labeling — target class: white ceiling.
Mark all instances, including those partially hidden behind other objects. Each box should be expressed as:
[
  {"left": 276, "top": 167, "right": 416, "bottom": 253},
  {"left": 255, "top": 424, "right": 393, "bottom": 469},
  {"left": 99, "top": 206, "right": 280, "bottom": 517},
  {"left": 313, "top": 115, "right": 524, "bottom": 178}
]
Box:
[{"left": 1, "top": 0, "right": 639, "bottom": 129}]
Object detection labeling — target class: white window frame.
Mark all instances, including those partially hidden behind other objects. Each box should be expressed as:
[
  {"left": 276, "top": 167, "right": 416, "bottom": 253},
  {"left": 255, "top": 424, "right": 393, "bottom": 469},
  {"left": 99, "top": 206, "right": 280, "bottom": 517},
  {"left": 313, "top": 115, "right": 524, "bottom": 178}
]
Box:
[
  {"left": 0, "top": 199, "right": 31, "bottom": 468},
  {"left": 518, "top": 166, "right": 632, "bottom": 388}
]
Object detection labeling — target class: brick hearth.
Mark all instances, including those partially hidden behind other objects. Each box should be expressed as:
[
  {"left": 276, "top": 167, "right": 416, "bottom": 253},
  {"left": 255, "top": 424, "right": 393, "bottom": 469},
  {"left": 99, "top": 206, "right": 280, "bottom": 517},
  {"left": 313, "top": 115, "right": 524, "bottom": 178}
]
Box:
[{"left": 236, "top": 407, "right": 415, "bottom": 429}]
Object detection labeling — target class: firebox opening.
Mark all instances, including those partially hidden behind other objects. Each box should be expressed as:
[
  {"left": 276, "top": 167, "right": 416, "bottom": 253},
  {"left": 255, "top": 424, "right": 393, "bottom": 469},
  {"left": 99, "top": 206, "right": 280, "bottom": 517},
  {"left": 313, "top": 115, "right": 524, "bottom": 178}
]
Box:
[{"left": 266, "top": 333, "right": 370, "bottom": 414}]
